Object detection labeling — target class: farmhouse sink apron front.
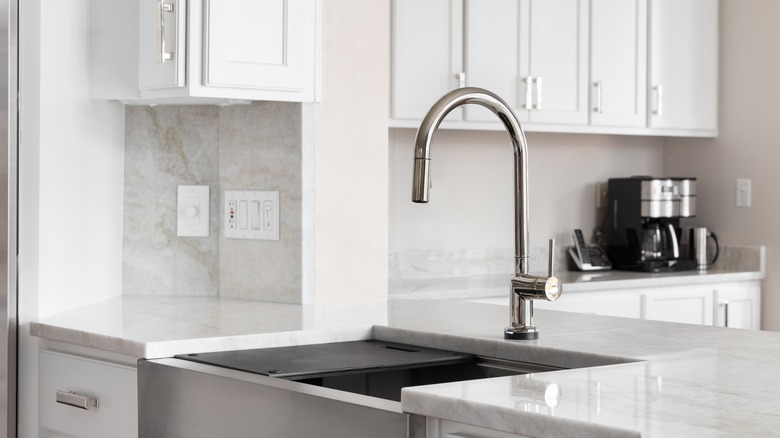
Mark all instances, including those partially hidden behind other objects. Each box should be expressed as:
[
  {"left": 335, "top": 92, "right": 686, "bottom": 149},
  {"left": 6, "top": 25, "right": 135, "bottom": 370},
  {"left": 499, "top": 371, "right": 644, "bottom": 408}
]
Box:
[{"left": 137, "top": 339, "right": 565, "bottom": 438}]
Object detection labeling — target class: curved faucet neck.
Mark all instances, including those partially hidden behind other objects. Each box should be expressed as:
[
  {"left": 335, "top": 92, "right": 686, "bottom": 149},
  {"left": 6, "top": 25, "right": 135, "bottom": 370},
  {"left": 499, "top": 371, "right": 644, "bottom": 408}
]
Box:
[{"left": 411, "top": 87, "right": 530, "bottom": 275}]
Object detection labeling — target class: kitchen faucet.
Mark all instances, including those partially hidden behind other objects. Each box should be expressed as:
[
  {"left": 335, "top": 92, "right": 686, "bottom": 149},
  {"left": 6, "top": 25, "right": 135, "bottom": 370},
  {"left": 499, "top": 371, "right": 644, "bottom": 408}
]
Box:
[{"left": 411, "top": 87, "right": 562, "bottom": 340}]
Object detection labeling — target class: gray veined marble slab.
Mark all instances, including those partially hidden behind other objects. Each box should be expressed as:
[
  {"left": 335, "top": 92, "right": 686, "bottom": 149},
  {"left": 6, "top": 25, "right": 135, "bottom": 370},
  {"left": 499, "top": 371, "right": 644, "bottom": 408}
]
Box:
[
  {"left": 387, "top": 300, "right": 780, "bottom": 438},
  {"left": 31, "top": 295, "right": 780, "bottom": 437},
  {"left": 390, "top": 245, "right": 764, "bottom": 299},
  {"left": 30, "top": 296, "right": 388, "bottom": 358}
]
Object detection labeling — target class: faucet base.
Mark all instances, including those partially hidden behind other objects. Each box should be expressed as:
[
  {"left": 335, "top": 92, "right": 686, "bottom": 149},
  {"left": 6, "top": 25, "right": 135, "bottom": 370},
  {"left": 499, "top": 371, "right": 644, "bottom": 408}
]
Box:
[{"left": 504, "top": 328, "right": 539, "bottom": 340}]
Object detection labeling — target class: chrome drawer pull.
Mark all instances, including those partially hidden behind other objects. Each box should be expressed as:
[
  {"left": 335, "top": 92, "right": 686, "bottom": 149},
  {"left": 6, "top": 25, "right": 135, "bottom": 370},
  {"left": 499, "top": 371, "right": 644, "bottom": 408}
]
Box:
[{"left": 56, "top": 390, "right": 99, "bottom": 410}]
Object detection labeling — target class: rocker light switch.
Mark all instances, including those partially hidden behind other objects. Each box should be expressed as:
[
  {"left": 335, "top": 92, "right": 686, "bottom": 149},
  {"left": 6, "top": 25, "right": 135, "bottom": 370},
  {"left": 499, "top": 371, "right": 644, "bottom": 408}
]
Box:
[
  {"left": 177, "top": 185, "right": 210, "bottom": 237},
  {"left": 224, "top": 190, "right": 280, "bottom": 241}
]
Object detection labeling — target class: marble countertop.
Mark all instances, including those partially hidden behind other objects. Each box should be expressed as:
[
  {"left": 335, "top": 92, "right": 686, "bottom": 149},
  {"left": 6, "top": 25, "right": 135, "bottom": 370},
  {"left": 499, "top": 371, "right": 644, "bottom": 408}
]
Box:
[
  {"left": 31, "top": 295, "right": 780, "bottom": 437},
  {"left": 30, "top": 296, "right": 389, "bottom": 358}
]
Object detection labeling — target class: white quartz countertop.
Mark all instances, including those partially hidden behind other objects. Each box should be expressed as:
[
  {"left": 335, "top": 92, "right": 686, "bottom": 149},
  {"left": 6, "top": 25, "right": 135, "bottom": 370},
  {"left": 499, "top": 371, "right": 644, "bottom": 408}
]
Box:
[{"left": 31, "top": 295, "right": 780, "bottom": 437}]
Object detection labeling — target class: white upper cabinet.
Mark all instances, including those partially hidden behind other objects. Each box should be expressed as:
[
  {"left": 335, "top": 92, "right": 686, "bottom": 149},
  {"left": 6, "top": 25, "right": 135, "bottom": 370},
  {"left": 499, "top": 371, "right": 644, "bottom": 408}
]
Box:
[
  {"left": 464, "top": 0, "right": 588, "bottom": 125},
  {"left": 522, "top": 0, "right": 589, "bottom": 125},
  {"left": 648, "top": 0, "right": 718, "bottom": 133},
  {"left": 590, "top": 0, "right": 647, "bottom": 127},
  {"left": 92, "top": 0, "right": 320, "bottom": 104},
  {"left": 462, "top": 0, "right": 520, "bottom": 122},
  {"left": 391, "top": 0, "right": 464, "bottom": 121},
  {"left": 390, "top": 0, "right": 719, "bottom": 136},
  {"left": 138, "top": 0, "right": 187, "bottom": 90}
]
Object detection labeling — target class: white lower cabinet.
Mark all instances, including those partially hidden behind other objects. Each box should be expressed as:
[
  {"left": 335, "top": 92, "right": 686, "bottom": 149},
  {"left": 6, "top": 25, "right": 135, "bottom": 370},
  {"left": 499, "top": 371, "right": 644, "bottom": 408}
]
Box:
[
  {"left": 641, "top": 285, "right": 714, "bottom": 326},
  {"left": 534, "top": 289, "right": 641, "bottom": 318},
  {"left": 474, "top": 280, "right": 762, "bottom": 329},
  {"left": 432, "top": 419, "right": 533, "bottom": 438},
  {"left": 640, "top": 281, "right": 761, "bottom": 329},
  {"left": 39, "top": 350, "right": 138, "bottom": 438},
  {"left": 713, "top": 285, "right": 762, "bottom": 330}
]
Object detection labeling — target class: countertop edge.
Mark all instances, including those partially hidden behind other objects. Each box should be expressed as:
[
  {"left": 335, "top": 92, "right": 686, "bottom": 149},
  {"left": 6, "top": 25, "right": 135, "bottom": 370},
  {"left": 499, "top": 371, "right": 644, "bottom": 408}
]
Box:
[{"left": 400, "top": 388, "right": 642, "bottom": 438}]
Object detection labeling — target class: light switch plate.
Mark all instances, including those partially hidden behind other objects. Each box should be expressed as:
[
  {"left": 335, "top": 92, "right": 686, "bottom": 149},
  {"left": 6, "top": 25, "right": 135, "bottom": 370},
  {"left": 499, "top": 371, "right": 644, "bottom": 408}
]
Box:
[
  {"left": 736, "top": 178, "right": 752, "bottom": 207},
  {"left": 224, "top": 190, "right": 280, "bottom": 241},
  {"left": 177, "top": 185, "right": 210, "bottom": 237}
]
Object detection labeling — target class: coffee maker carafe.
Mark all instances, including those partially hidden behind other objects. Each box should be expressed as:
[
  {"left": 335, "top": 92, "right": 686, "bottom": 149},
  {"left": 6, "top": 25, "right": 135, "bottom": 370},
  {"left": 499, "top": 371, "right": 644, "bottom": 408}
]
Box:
[
  {"left": 640, "top": 221, "right": 679, "bottom": 261},
  {"left": 605, "top": 177, "right": 697, "bottom": 272}
]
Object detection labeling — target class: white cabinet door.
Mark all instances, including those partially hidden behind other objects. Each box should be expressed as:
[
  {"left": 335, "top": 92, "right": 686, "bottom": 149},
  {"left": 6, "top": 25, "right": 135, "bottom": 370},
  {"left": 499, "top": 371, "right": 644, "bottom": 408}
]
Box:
[
  {"left": 524, "top": 0, "right": 589, "bottom": 125},
  {"left": 205, "top": 0, "right": 310, "bottom": 91},
  {"left": 642, "top": 285, "right": 714, "bottom": 325},
  {"left": 97, "top": 0, "right": 319, "bottom": 103},
  {"left": 391, "top": 0, "right": 464, "bottom": 121},
  {"left": 138, "top": 0, "right": 187, "bottom": 90},
  {"left": 590, "top": 0, "right": 647, "bottom": 127},
  {"left": 714, "top": 285, "right": 761, "bottom": 330},
  {"left": 462, "top": 0, "right": 520, "bottom": 122},
  {"left": 465, "top": 0, "right": 588, "bottom": 125},
  {"left": 648, "top": 0, "right": 718, "bottom": 131}
]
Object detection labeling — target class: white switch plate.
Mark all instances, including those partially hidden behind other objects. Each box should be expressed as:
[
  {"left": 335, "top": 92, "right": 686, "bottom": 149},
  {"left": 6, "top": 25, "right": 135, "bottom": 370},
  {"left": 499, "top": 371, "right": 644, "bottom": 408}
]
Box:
[
  {"left": 224, "top": 190, "right": 280, "bottom": 241},
  {"left": 177, "top": 185, "right": 210, "bottom": 237},
  {"left": 736, "top": 178, "right": 752, "bottom": 207}
]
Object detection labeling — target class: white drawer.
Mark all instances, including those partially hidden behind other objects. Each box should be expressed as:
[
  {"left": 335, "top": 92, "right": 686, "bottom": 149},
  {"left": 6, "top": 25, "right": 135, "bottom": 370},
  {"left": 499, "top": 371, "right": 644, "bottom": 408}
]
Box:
[
  {"left": 438, "top": 419, "right": 533, "bottom": 438},
  {"left": 39, "top": 350, "right": 137, "bottom": 438}
]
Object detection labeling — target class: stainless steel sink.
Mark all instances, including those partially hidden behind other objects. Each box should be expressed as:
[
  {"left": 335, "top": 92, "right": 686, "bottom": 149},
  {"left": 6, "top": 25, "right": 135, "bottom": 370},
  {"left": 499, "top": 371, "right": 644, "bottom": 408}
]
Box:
[
  {"left": 173, "top": 340, "right": 561, "bottom": 402},
  {"left": 138, "top": 340, "right": 566, "bottom": 438}
]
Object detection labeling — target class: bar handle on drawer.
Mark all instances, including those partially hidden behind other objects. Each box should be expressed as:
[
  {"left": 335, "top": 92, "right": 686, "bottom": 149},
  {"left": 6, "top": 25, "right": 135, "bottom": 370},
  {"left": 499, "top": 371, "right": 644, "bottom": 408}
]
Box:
[{"left": 56, "top": 390, "right": 99, "bottom": 410}]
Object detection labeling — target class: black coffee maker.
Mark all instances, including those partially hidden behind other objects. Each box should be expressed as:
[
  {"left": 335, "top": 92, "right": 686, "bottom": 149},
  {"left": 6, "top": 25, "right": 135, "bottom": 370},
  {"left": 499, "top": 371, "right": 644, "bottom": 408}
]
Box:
[{"left": 604, "top": 177, "right": 697, "bottom": 272}]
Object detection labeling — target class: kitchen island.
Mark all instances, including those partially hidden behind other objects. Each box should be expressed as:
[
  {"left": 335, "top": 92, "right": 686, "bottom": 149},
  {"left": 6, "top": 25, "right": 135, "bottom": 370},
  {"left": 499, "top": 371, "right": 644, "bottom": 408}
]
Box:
[{"left": 31, "top": 290, "right": 780, "bottom": 438}]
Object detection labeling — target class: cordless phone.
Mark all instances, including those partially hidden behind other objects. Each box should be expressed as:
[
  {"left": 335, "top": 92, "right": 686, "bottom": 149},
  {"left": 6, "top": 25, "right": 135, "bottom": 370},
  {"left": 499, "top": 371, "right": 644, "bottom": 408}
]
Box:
[{"left": 569, "top": 229, "right": 612, "bottom": 271}]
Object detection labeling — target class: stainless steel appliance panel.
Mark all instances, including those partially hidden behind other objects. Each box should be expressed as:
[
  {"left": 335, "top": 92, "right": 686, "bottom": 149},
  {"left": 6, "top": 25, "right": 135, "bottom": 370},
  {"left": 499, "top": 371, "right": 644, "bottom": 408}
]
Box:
[
  {"left": 0, "top": 0, "right": 17, "bottom": 434},
  {"left": 674, "top": 178, "right": 696, "bottom": 196},
  {"left": 679, "top": 195, "right": 696, "bottom": 217},
  {"left": 139, "top": 358, "right": 421, "bottom": 438},
  {"left": 640, "top": 179, "right": 677, "bottom": 201},
  {"left": 640, "top": 200, "right": 680, "bottom": 218}
]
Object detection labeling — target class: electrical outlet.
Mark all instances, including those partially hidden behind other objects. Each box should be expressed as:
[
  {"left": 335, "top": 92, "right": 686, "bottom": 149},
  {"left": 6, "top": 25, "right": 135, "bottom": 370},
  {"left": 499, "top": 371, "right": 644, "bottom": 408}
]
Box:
[{"left": 224, "top": 190, "right": 280, "bottom": 241}]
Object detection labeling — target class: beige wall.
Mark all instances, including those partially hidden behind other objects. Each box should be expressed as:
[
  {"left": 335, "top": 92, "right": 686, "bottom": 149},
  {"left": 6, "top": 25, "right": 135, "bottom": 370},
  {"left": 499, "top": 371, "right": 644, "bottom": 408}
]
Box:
[
  {"left": 664, "top": 0, "right": 780, "bottom": 330},
  {"left": 390, "top": 129, "right": 664, "bottom": 257}
]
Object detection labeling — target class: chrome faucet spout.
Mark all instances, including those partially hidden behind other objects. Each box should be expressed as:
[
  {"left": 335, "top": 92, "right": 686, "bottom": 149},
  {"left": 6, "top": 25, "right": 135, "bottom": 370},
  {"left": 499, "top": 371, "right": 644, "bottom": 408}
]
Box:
[
  {"left": 411, "top": 87, "right": 562, "bottom": 340},
  {"left": 412, "top": 87, "right": 529, "bottom": 274}
]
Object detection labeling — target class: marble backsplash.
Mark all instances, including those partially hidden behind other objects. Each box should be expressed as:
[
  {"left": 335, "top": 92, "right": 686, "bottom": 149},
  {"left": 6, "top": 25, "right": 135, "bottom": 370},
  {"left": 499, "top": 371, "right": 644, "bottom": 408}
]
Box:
[
  {"left": 389, "top": 245, "right": 765, "bottom": 299},
  {"left": 122, "top": 103, "right": 307, "bottom": 302}
]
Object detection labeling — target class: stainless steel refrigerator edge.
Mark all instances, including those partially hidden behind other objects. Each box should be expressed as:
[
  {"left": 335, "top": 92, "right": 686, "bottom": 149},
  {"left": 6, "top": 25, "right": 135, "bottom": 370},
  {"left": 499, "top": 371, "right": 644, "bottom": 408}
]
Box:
[{"left": 0, "top": 0, "right": 18, "bottom": 435}]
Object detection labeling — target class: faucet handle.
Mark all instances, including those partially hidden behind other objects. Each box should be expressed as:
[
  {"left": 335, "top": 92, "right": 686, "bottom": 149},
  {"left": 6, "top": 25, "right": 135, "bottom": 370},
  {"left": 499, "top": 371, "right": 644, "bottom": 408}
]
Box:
[{"left": 547, "top": 238, "right": 555, "bottom": 277}]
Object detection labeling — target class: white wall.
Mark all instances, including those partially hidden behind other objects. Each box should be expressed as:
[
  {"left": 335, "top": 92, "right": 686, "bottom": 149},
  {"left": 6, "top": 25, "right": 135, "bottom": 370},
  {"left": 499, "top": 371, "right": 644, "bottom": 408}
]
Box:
[
  {"left": 20, "top": 0, "right": 125, "bottom": 317},
  {"left": 664, "top": 0, "right": 780, "bottom": 330},
  {"left": 390, "top": 129, "right": 664, "bottom": 255},
  {"left": 311, "top": 0, "right": 389, "bottom": 303},
  {"left": 18, "top": 0, "right": 125, "bottom": 435}
]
